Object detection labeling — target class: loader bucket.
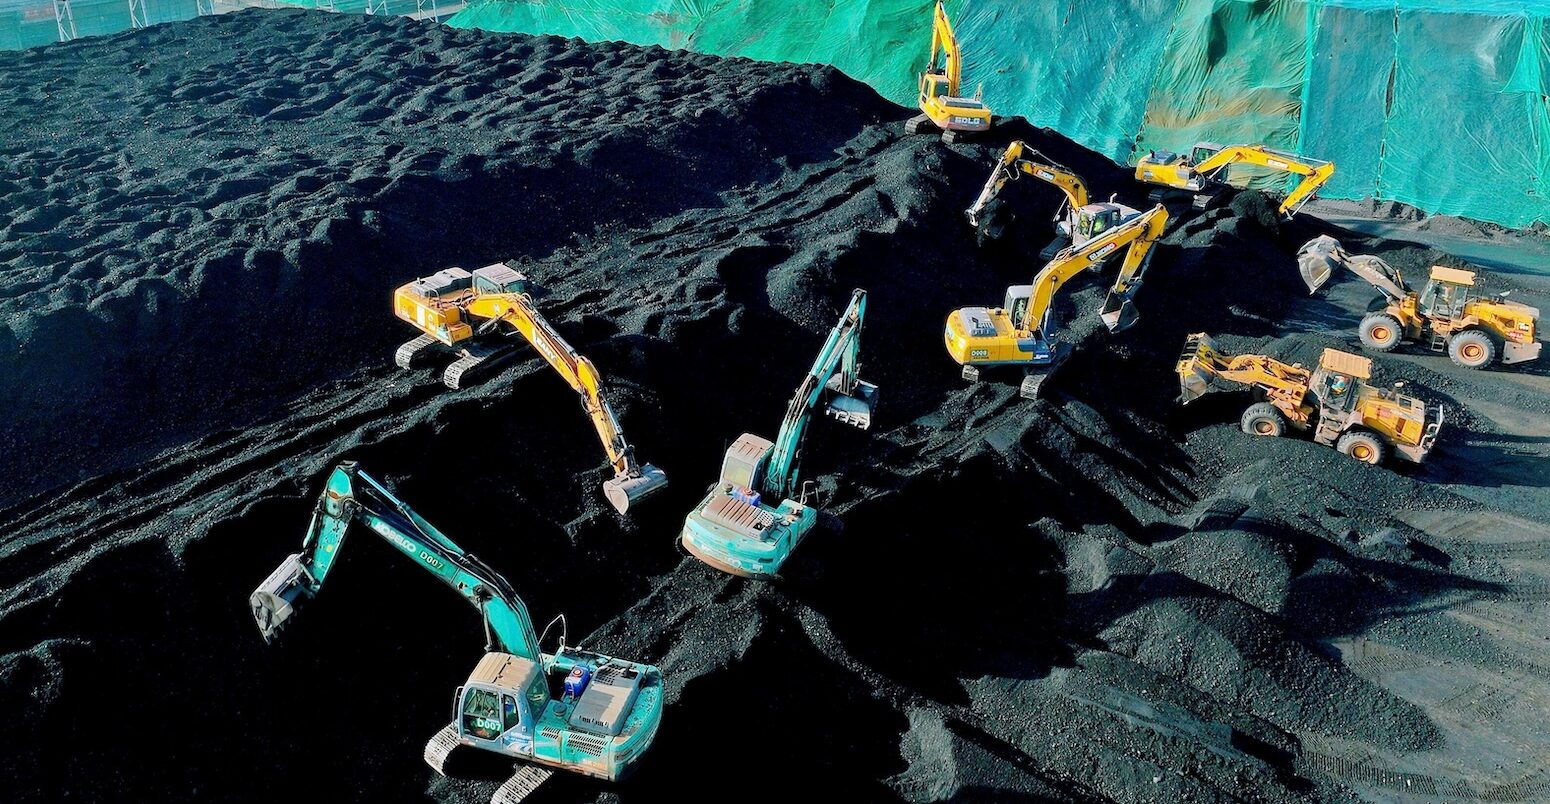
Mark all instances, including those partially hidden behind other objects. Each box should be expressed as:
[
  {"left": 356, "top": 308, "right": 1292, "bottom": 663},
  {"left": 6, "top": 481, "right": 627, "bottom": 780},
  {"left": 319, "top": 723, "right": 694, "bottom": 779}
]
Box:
[
  {"left": 1296, "top": 235, "right": 1343, "bottom": 294},
  {"left": 825, "top": 380, "right": 879, "bottom": 430},
  {"left": 1175, "top": 333, "right": 1221, "bottom": 404},
  {"left": 602, "top": 464, "right": 669, "bottom": 514},
  {"left": 250, "top": 553, "right": 313, "bottom": 643}
]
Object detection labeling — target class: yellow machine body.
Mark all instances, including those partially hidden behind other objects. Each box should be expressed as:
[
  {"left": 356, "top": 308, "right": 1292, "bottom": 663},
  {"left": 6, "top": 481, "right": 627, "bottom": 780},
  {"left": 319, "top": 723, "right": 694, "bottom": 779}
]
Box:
[{"left": 915, "top": 1, "right": 991, "bottom": 133}]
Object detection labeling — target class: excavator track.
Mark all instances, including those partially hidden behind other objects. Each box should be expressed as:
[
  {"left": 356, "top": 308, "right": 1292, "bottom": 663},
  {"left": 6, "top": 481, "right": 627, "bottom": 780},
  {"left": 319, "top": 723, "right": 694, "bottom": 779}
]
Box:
[
  {"left": 395, "top": 334, "right": 440, "bottom": 370},
  {"left": 423, "top": 722, "right": 461, "bottom": 775},
  {"left": 491, "top": 765, "right": 553, "bottom": 804},
  {"left": 442, "top": 343, "right": 519, "bottom": 390}
]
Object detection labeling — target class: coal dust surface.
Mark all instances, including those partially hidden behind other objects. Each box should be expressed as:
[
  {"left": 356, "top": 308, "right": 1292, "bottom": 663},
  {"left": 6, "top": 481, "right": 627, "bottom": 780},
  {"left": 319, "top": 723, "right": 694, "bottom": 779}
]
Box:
[{"left": 3, "top": 9, "right": 1550, "bottom": 803}]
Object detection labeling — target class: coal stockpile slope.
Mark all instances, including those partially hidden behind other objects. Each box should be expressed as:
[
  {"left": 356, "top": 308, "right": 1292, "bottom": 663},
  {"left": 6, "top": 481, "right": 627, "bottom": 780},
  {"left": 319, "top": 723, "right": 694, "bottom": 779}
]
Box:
[{"left": 5, "top": 9, "right": 1550, "bottom": 804}]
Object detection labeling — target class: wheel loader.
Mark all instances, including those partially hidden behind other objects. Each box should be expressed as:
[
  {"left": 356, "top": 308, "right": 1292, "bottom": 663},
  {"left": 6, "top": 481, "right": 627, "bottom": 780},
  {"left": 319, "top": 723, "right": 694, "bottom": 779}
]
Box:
[
  {"left": 1176, "top": 333, "right": 1444, "bottom": 466},
  {"left": 1298, "top": 235, "right": 1541, "bottom": 369}
]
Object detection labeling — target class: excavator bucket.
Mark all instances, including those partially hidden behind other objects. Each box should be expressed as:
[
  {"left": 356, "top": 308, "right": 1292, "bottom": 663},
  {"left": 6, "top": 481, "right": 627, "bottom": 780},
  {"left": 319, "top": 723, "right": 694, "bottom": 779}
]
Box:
[
  {"left": 1099, "top": 292, "right": 1139, "bottom": 333},
  {"left": 250, "top": 553, "right": 313, "bottom": 643},
  {"left": 1296, "top": 235, "right": 1342, "bottom": 293},
  {"left": 1176, "top": 333, "right": 1223, "bottom": 404},
  {"left": 602, "top": 464, "right": 669, "bottom": 515},
  {"left": 824, "top": 378, "right": 879, "bottom": 430}
]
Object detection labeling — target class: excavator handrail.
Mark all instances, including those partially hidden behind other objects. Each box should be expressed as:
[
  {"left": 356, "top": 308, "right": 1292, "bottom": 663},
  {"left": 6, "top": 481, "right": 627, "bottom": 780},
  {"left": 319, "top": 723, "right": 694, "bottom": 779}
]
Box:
[
  {"left": 253, "top": 462, "right": 543, "bottom": 662},
  {"left": 1016, "top": 204, "right": 1169, "bottom": 336},
  {"left": 765, "top": 289, "right": 867, "bottom": 500}
]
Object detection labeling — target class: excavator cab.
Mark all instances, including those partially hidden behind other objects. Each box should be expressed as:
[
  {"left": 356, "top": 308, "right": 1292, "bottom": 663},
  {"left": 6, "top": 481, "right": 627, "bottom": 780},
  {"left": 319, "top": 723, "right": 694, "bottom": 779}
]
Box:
[
  {"left": 1072, "top": 203, "right": 1137, "bottom": 250},
  {"left": 471, "top": 263, "right": 528, "bottom": 296}
]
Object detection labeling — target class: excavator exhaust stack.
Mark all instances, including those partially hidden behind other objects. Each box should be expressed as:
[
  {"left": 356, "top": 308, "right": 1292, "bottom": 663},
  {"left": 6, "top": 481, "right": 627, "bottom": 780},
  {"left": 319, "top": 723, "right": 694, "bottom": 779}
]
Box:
[
  {"left": 824, "top": 378, "right": 879, "bottom": 430},
  {"left": 1296, "top": 235, "right": 1342, "bottom": 293},
  {"left": 602, "top": 463, "right": 669, "bottom": 515},
  {"left": 250, "top": 553, "right": 313, "bottom": 643}
]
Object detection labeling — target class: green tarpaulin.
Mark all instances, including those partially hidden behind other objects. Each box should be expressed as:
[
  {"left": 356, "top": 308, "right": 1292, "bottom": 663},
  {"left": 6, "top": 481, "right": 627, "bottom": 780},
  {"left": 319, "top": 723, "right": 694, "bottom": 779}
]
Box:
[{"left": 449, "top": 0, "right": 1550, "bottom": 229}]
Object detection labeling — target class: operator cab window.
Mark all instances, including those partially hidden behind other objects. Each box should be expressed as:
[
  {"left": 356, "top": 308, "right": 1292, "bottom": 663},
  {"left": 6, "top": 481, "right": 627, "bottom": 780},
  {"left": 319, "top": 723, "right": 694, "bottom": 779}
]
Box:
[
  {"left": 502, "top": 695, "right": 520, "bottom": 733},
  {"left": 462, "top": 688, "right": 502, "bottom": 740}
]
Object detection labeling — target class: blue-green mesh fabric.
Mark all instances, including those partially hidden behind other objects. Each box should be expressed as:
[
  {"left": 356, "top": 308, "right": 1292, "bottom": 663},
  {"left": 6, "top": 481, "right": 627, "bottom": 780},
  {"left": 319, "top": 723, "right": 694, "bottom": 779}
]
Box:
[{"left": 449, "top": 0, "right": 1550, "bottom": 228}]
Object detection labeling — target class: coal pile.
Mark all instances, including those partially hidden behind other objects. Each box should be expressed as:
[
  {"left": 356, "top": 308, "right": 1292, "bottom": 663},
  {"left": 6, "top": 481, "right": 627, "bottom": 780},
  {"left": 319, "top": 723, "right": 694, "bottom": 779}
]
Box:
[{"left": 4, "top": 9, "right": 1550, "bottom": 803}]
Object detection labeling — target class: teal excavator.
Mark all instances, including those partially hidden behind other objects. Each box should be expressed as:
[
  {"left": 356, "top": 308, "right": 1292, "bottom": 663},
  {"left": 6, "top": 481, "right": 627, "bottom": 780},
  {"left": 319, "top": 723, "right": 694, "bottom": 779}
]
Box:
[
  {"left": 250, "top": 462, "right": 663, "bottom": 804},
  {"left": 678, "top": 289, "right": 878, "bottom": 579}
]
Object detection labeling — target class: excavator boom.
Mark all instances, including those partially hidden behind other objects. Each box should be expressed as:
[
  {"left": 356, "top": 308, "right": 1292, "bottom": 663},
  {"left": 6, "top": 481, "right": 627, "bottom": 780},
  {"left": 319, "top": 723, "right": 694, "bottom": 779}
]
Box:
[
  {"left": 250, "top": 462, "right": 541, "bottom": 659},
  {"left": 767, "top": 289, "right": 876, "bottom": 499},
  {"left": 931, "top": 0, "right": 960, "bottom": 93},
  {"left": 466, "top": 292, "right": 668, "bottom": 514},
  {"left": 1016, "top": 204, "right": 1170, "bottom": 336},
  {"left": 965, "top": 141, "right": 1090, "bottom": 229}
]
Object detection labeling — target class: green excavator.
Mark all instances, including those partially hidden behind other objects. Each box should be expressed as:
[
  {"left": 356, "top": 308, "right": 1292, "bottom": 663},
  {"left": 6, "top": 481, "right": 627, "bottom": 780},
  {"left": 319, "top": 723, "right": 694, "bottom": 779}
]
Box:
[
  {"left": 678, "top": 289, "right": 878, "bottom": 579},
  {"left": 250, "top": 462, "right": 663, "bottom": 804}
]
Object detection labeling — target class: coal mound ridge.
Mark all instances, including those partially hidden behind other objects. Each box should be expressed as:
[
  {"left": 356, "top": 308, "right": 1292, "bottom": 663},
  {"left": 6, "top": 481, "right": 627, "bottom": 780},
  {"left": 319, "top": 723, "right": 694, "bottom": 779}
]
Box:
[{"left": 4, "top": 9, "right": 1550, "bottom": 804}]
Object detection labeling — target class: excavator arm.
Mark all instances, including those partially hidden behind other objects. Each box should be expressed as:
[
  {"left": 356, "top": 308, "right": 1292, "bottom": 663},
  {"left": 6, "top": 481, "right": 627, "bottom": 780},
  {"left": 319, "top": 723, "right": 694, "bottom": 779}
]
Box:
[
  {"left": 931, "top": 0, "right": 961, "bottom": 94},
  {"left": 250, "top": 462, "right": 543, "bottom": 661},
  {"left": 1191, "top": 145, "right": 1335, "bottom": 217},
  {"left": 765, "top": 289, "right": 876, "bottom": 500},
  {"left": 1016, "top": 204, "right": 1170, "bottom": 337},
  {"left": 965, "top": 141, "right": 1090, "bottom": 228},
  {"left": 467, "top": 294, "right": 668, "bottom": 513}
]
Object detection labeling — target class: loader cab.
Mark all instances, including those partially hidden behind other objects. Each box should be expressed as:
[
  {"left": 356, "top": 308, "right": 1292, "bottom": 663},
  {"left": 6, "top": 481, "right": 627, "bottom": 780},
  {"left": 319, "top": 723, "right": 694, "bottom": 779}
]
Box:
[
  {"left": 455, "top": 653, "right": 550, "bottom": 753},
  {"left": 1418, "top": 266, "right": 1475, "bottom": 319},
  {"left": 1311, "top": 349, "right": 1371, "bottom": 415}
]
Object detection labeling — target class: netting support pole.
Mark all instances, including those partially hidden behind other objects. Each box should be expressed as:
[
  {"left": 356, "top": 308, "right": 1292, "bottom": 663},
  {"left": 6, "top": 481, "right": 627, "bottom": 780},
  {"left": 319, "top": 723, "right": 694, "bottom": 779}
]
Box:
[
  {"left": 365, "top": 0, "right": 387, "bottom": 15},
  {"left": 196, "top": 0, "right": 214, "bottom": 15},
  {"left": 415, "top": 0, "right": 437, "bottom": 20},
  {"left": 53, "top": 0, "right": 77, "bottom": 41},
  {"left": 128, "top": 0, "right": 147, "bottom": 28}
]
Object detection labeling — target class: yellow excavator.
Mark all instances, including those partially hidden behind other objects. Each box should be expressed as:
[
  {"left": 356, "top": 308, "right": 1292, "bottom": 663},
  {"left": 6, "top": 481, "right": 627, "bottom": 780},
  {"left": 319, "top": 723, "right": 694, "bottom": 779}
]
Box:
[
  {"left": 965, "top": 140, "right": 1141, "bottom": 258},
  {"left": 394, "top": 264, "right": 668, "bottom": 513},
  {"left": 906, "top": 0, "right": 992, "bottom": 144},
  {"left": 1298, "top": 236, "right": 1541, "bottom": 369},
  {"left": 944, "top": 204, "right": 1169, "bottom": 399},
  {"left": 1134, "top": 143, "right": 1334, "bottom": 218},
  {"left": 1177, "top": 333, "right": 1444, "bottom": 466}
]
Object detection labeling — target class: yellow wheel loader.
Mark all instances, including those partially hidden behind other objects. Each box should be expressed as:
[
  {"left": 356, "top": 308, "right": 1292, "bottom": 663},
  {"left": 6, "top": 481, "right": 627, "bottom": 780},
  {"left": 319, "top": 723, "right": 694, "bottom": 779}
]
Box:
[
  {"left": 393, "top": 263, "right": 668, "bottom": 513},
  {"left": 964, "top": 140, "right": 1142, "bottom": 259},
  {"left": 1298, "top": 235, "right": 1541, "bottom": 370},
  {"left": 1134, "top": 143, "right": 1334, "bottom": 218},
  {"left": 945, "top": 205, "right": 1168, "bottom": 399},
  {"left": 1176, "top": 333, "right": 1444, "bottom": 466},
  {"left": 906, "top": 0, "right": 992, "bottom": 144}
]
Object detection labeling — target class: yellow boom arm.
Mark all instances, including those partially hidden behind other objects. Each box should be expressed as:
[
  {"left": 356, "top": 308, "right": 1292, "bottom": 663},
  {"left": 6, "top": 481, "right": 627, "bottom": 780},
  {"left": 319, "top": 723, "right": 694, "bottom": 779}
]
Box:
[
  {"left": 965, "top": 141, "right": 1090, "bottom": 227},
  {"left": 1191, "top": 145, "right": 1335, "bottom": 217},
  {"left": 930, "top": 0, "right": 961, "bottom": 94},
  {"left": 1016, "top": 204, "right": 1169, "bottom": 336},
  {"left": 467, "top": 293, "right": 667, "bottom": 512},
  {"left": 1176, "top": 333, "right": 1311, "bottom": 406}
]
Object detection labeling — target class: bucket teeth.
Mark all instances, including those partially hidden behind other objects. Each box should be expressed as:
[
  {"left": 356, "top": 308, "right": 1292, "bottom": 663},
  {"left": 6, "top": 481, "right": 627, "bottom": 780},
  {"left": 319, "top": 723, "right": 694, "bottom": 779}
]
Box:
[
  {"left": 824, "top": 379, "right": 879, "bottom": 430},
  {"left": 250, "top": 553, "right": 312, "bottom": 643}
]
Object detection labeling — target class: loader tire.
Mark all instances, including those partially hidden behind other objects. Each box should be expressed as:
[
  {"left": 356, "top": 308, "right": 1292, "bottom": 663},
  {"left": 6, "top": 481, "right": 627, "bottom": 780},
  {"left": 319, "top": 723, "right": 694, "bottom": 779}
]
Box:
[
  {"left": 1359, "top": 313, "right": 1403, "bottom": 352},
  {"left": 1240, "top": 403, "right": 1286, "bottom": 438},
  {"left": 1336, "top": 430, "right": 1386, "bottom": 466},
  {"left": 1448, "top": 329, "right": 1495, "bottom": 369}
]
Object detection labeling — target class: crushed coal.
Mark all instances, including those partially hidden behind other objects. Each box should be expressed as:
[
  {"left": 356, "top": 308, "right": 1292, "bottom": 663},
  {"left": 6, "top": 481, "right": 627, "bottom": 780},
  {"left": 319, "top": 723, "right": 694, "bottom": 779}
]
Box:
[{"left": 4, "top": 9, "right": 1550, "bottom": 804}]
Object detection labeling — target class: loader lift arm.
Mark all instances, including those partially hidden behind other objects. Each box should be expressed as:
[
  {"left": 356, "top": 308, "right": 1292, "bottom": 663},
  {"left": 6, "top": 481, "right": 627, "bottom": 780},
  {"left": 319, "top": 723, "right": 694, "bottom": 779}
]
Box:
[
  {"left": 965, "top": 140, "right": 1089, "bottom": 228},
  {"left": 468, "top": 293, "right": 667, "bottom": 514},
  {"left": 1136, "top": 143, "right": 1334, "bottom": 218},
  {"left": 250, "top": 461, "right": 540, "bottom": 659}
]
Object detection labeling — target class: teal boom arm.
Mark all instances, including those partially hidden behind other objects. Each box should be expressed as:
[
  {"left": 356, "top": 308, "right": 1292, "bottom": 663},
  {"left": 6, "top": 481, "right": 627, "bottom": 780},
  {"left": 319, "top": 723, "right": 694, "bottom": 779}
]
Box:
[
  {"left": 250, "top": 462, "right": 542, "bottom": 662},
  {"left": 764, "top": 289, "right": 868, "bottom": 500}
]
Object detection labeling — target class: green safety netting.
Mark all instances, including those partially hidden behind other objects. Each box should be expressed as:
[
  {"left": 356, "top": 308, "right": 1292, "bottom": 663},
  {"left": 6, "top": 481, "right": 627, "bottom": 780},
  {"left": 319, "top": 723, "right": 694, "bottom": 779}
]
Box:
[{"left": 449, "top": 0, "right": 1550, "bottom": 229}]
